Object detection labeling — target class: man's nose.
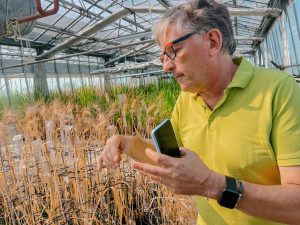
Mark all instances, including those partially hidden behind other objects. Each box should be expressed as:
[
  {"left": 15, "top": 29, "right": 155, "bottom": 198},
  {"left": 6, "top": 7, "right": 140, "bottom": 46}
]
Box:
[{"left": 163, "top": 56, "right": 175, "bottom": 72}]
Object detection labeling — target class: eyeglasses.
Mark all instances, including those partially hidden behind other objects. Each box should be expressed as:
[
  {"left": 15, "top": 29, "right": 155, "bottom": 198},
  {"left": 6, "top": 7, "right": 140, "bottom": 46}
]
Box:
[{"left": 159, "top": 32, "right": 197, "bottom": 63}]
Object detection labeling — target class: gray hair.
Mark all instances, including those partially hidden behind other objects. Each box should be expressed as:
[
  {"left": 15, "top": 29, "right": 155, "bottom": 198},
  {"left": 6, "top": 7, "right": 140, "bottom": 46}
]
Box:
[{"left": 154, "top": 0, "right": 236, "bottom": 55}]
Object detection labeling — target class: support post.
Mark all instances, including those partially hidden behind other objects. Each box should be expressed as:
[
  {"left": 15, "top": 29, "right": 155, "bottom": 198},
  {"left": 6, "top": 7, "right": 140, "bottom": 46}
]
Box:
[{"left": 34, "top": 48, "right": 49, "bottom": 97}]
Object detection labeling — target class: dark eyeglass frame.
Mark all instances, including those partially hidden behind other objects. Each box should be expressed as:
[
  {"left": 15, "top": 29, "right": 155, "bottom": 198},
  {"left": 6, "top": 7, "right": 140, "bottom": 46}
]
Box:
[{"left": 160, "top": 32, "right": 197, "bottom": 63}]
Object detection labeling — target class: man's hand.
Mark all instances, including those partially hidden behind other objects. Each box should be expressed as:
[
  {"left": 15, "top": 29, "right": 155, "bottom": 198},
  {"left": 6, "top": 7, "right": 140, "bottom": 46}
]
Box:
[
  {"left": 98, "top": 135, "right": 158, "bottom": 172},
  {"left": 98, "top": 135, "right": 132, "bottom": 172},
  {"left": 132, "top": 147, "right": 222, "bottom": 196}
]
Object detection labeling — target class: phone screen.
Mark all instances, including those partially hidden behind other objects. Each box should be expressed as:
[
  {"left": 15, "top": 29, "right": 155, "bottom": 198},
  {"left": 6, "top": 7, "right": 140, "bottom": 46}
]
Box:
[{"left": 151, "top": 119, "right": 181, "bottom": 157}]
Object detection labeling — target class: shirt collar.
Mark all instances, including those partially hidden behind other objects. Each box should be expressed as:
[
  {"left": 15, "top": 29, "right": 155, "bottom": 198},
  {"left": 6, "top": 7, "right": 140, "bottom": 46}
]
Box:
[{"left": 228, "top": 57, "right": 254, "bottom": 89}]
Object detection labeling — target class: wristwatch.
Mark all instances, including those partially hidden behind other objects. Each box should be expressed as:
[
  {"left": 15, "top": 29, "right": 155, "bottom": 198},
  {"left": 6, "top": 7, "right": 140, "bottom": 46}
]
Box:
[{"left": 217, "top": 176, "right": 243, "bottom": 209}]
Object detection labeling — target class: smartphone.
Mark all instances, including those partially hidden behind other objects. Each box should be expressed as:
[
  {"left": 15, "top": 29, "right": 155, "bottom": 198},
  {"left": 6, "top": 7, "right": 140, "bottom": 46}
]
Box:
[{"left": 151, "top": 119, "right": 181, "bottom": 157}]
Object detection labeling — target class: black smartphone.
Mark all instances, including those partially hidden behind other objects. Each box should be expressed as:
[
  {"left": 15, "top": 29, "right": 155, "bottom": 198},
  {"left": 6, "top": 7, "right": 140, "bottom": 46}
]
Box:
[{"left": 151, "top": 119, "right": 181, "bottom": 157}]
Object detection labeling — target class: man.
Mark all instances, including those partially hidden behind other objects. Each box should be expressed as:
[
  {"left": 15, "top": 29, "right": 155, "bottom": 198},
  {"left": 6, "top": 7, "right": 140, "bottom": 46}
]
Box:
[{"left": 98, "top": 0, "right": 300, "bottom": 224}]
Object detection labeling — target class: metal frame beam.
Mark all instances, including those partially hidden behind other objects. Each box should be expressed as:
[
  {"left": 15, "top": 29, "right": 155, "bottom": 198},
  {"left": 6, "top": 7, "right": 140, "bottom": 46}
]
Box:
[
  {"left": 157, "top": 0, "right": 170, "bottom": 9},
  {"left": 0, "top": 39, "right": 154, "bottom": 71}
]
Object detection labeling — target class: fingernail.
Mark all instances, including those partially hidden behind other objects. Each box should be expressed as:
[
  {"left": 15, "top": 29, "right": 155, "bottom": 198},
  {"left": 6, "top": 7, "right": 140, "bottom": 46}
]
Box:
[{"left": 114, "top": 156, "right": 119, "bottom": 162}]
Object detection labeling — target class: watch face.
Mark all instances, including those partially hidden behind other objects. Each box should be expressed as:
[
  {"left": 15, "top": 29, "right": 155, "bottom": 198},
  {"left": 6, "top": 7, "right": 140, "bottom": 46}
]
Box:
[{"left": 218, "top": 189, "right": 241, "bottom": 209}]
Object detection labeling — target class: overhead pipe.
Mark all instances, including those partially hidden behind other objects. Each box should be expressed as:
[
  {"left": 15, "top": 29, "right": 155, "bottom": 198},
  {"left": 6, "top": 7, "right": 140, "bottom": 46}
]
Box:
[
  {"left": 234, "top": 36, "right": 264, "bottom": 41},
  {"left": 228, "top": 7, "right": 281, "bottom": 17},
  {"left": 20, "top": 0, "right": 59, "bottom": 24}
]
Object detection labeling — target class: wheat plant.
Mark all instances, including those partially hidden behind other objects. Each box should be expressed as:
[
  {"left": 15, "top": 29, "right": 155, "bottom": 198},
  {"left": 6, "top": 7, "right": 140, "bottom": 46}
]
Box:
[{"left": 0, "top": 81, "right": 197, "bottom": 224}]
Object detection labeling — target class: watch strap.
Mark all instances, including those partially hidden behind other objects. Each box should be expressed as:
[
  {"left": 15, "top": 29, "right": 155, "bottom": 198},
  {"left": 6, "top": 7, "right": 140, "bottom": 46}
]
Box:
[
  {"left": 226, "top": 176, "right": 237, "bottom": 191},
  {"left": 237, "top": 180, "right": 243, "bottom": 194}
]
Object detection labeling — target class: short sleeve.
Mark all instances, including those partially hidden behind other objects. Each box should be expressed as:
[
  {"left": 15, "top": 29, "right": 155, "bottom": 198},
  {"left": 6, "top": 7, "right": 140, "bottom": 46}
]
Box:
[{"left": 271, "top": 76, "right": 300, "bottom": 166}]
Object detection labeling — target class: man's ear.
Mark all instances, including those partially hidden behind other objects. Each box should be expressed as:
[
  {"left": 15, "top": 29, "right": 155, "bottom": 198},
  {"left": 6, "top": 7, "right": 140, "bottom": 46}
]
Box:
[{"left": 206, "top": 29, "right": 223, "bottom": 56}]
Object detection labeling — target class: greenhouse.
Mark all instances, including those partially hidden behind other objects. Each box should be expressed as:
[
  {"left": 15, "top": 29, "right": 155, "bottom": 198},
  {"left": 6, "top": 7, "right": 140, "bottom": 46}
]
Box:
[{"left": 0, "top": 0, "right": 300, "bottom": 224}]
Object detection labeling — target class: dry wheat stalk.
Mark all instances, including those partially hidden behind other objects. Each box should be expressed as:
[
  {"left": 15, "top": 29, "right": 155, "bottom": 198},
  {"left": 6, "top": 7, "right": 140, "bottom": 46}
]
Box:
[{"left": 0, "top": 97, "right": 197, "bottom": 224}]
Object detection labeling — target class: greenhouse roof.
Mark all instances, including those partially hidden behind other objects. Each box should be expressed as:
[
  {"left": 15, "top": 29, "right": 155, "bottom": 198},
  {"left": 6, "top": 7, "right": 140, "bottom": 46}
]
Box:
[{"left": 0, "top": 0, "right": 286, "bottom": 68}]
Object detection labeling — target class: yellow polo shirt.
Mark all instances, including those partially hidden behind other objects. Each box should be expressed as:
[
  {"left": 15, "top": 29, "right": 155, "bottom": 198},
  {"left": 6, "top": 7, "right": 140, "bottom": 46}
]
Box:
[{"left": 171, "top": 58, "right": 300, "bottom": 225}]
